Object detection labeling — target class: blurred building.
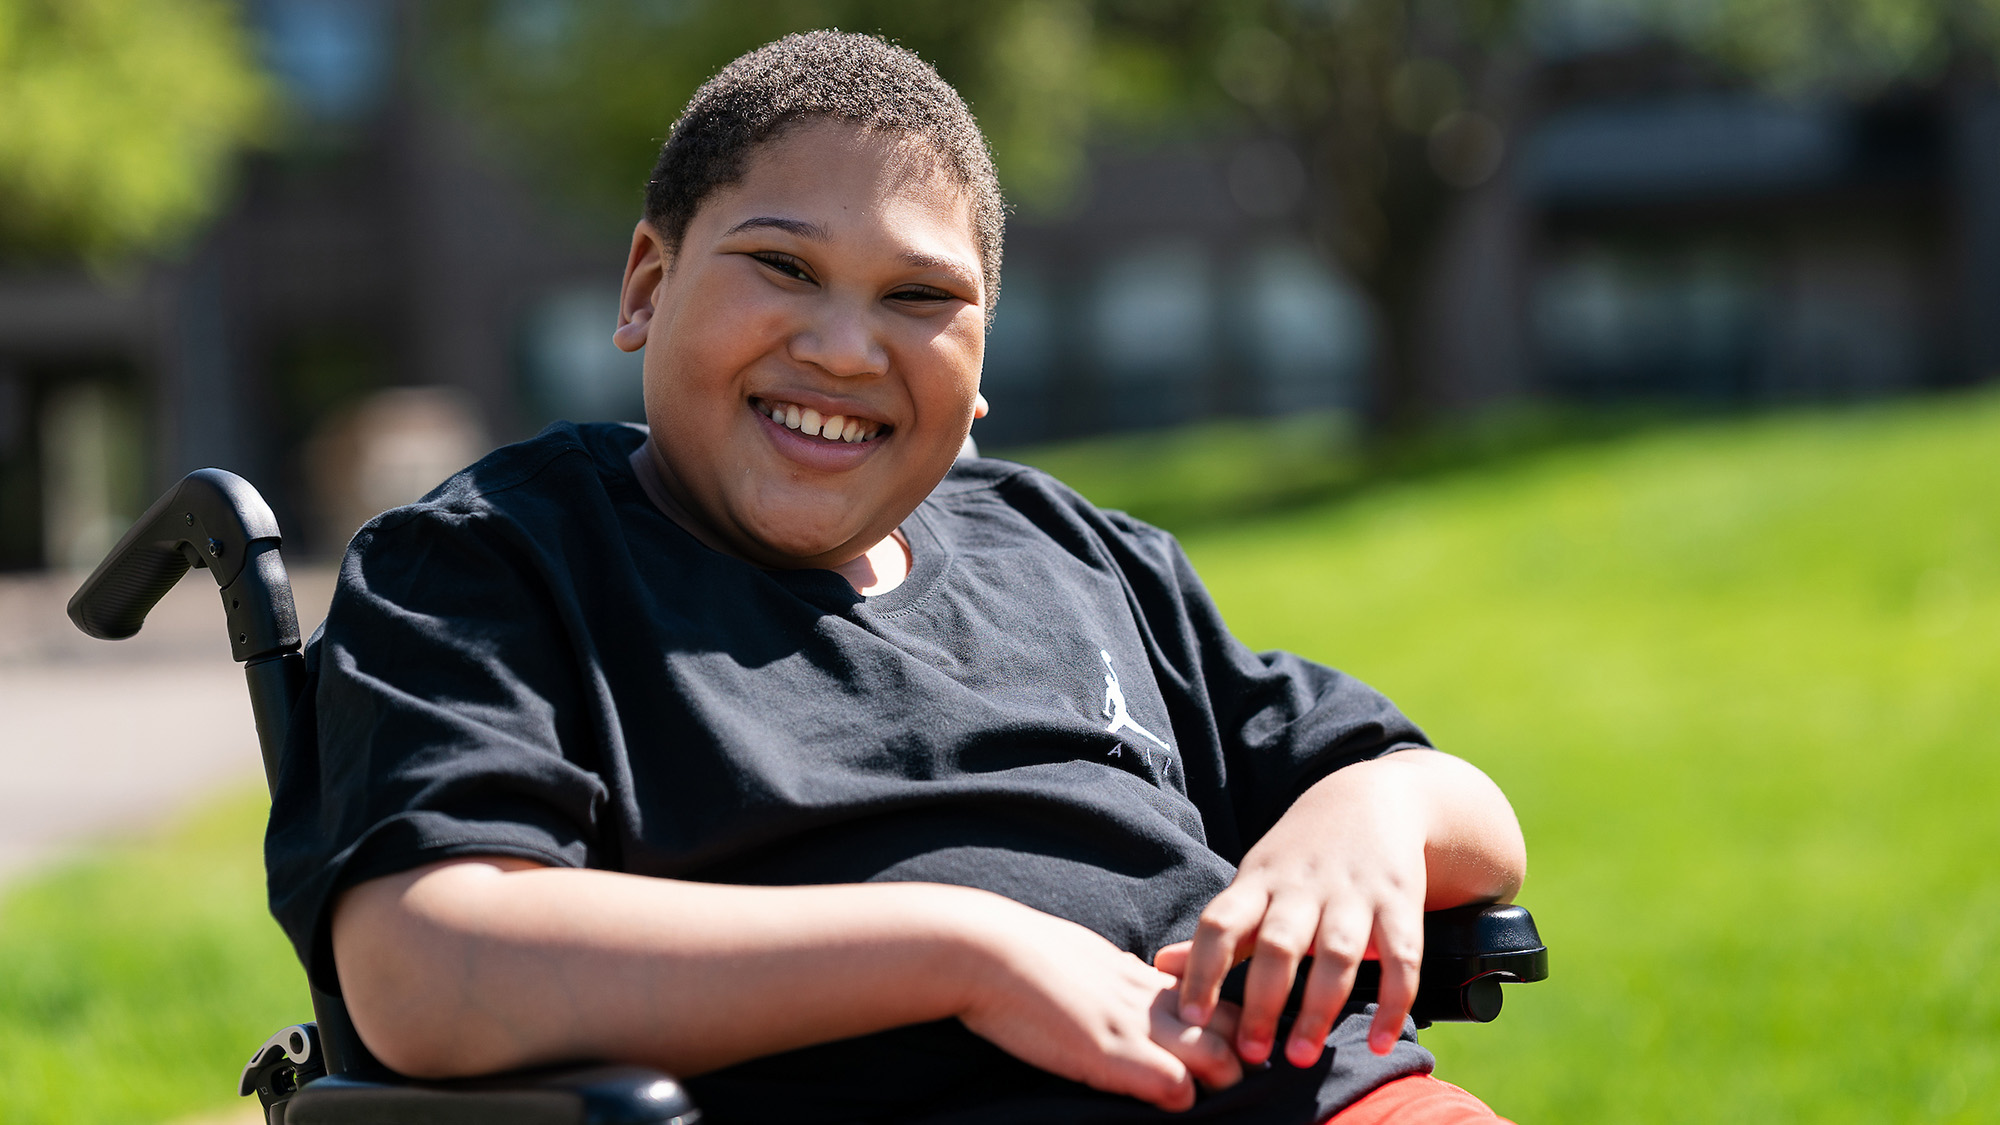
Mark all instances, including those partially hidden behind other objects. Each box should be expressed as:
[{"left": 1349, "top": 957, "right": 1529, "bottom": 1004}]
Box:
[
  {"left": 1, "top": 4, "right": 1997, "bottom": 570},
  {"left": 1507, "top": 50, "right": 2000, "bottom": 406},
  {"left": 977, "top": 140, "right": 1372, "bottom": 447},
  {"left": 944, "top": 53, "right": 2000, "bottom": 439}
]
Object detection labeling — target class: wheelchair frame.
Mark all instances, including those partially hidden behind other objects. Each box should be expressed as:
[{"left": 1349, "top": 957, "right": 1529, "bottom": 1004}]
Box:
[{"left": 68, "top": 468, "right": 1546, "bottom": 1125}]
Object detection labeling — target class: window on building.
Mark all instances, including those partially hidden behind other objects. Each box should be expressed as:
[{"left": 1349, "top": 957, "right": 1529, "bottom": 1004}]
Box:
[
  {"left": 1238, "top": 245, "right": 1371, "bottom": 414},
  {"left": 1090, "top": 239, "right": 1213, "bottom": 426},
  {"left": 519, "top": 286, "right": 644, "bottom": 425}
]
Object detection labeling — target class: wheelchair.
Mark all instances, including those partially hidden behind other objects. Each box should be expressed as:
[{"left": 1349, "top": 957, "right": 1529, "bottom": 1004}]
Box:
[{"left": 67, "top": 468, "right": 1548, "bottom": 1125}]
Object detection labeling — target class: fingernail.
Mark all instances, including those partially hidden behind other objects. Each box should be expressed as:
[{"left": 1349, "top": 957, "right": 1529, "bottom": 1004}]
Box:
[
  {"left": 1240, "top": 1035, "right": 1271, "bottom": 1061},
  {"left": 1181, "top": 1002, "right": 1204, "bottom": 1025},
  {"left": 1368, "top": 1029, "right": 1394, "bottom": 1055}
]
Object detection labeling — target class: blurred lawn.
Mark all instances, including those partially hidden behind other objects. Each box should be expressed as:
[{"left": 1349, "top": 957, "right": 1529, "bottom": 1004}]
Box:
[
  {"left": 1137, "top": 394, "right": 1999, "bottom": 1122},
  {"left": 4, "top": 391, "right": 1997, "bottom": 1122},
  {"left": 0, "top": 790, "right": 303, "bottom": 1124}
]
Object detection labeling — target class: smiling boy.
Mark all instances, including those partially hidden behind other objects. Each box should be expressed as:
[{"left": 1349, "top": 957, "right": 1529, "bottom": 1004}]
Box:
[{"left": 268, "top": 32, "right": 1526, "bottom": 1124}]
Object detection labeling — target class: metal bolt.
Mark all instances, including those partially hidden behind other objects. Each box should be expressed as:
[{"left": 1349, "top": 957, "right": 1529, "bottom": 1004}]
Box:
[
  {"left": 207, "top": 538, "right": 224, "bottom": 558},
  {"left": 183, "top": 512, "right": 194, "bottom": 526}
]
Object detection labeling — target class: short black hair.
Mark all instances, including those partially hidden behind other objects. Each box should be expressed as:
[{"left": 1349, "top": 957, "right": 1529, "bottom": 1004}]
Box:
[{"left": 644, "top": 31, "right": 1005, "bottom": 318}]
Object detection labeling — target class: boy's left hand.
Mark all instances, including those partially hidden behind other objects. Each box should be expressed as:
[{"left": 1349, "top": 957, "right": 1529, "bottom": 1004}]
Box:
[
  {"left": 1161, "top": 754, "right": 1432, "bottom": 1068},
  {"left": 1162, "top": 747, "right": 1526, "bottom": 1070}
]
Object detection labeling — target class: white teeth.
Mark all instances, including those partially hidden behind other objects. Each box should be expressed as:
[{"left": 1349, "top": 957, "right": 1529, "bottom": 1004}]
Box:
[{"left": 762, "top": 399, "right": 881, "bottom": 442}]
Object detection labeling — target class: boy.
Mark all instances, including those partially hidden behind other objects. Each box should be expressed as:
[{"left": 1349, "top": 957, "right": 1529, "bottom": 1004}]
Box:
[{"left": 268, "top": 31, "right": 1526, "bottom": 1124}]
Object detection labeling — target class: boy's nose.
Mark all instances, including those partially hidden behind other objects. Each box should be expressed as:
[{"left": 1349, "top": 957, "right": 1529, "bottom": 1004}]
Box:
[{"left": 789, "top": 305, "right": 888, "bottom": 379}]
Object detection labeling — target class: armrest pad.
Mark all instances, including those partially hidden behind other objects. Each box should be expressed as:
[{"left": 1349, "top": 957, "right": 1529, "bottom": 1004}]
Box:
[
  {"left": 285, "top": 1065, "right": 699, "bottom": 1125},
  {"left": 1404, "top": 902, "right": 1549, "bottom": 1025}
]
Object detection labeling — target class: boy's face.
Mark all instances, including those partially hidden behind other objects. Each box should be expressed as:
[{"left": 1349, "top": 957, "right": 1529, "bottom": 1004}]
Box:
[{"left": 615, "top": 121, "right": 987, "bottom": 570}]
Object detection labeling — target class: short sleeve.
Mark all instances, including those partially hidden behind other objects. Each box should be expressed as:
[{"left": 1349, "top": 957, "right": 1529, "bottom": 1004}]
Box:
[
  {"left": 1097, "top": 510, "right": 1430, "bottom": 862},
  {"left": 265, "top": 506, "right": 611, "bottom": 994}
]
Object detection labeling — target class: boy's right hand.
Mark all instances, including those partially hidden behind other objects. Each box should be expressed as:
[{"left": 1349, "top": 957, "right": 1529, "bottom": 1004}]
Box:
[{"left": 953, "top": 896, "right": 1243, "bottom": 1111}]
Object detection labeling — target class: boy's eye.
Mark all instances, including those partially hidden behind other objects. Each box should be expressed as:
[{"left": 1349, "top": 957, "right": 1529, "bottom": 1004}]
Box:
[
  {"left": 750, "top": 252, "right": 813, "bottom": 282},
  {"left": 890, "top": 286, "right": 956, "bottom": 305}
]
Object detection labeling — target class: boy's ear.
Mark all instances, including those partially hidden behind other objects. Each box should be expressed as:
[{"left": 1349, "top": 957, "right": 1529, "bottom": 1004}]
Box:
[
  {"left": 973, "top": 393, "right": 989, "bottom": 420},
  {"left": 614, "top": 220, "right": 670, "bottom": 354}
]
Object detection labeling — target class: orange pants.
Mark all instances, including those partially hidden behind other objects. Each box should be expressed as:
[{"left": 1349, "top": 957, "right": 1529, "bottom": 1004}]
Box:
[{"left": 1323, "top": 1075, "right": 1513, "bottom": 1124}]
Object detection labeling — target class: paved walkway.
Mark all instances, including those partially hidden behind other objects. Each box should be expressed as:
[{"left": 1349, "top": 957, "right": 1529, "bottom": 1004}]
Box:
[{"left": 0, "top": 567, "right": 334, "bottom": 887}]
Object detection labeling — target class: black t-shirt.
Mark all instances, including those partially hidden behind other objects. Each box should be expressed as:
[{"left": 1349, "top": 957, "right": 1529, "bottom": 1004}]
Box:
[{"left": 267, "top": 421, "right": 1437, "bottom": 1123}]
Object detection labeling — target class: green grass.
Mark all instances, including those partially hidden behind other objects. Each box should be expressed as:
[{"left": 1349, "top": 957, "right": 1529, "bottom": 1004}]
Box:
[
  {"left": 0, "top": 790, "right": 306, "bottom": 1123},
  {"left": 1120, "top": 394, "right": 1999, "bottom": 1122},
  {"left": 9, "top": 391, "right": 2000, "bottom": 1122}
]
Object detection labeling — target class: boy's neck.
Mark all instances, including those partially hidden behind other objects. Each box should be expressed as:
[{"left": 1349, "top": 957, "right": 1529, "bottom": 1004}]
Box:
[{"left": 628, "top": 442, "right": 909, "bottom": 596}]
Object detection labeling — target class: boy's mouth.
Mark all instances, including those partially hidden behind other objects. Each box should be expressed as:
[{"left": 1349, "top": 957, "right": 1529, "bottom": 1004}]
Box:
[{"left": 753, "top": 397, "right": 888, "bottom": 444}]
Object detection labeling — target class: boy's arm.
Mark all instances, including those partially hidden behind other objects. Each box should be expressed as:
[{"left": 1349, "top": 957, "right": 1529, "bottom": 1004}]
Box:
[
  {"left": 1163, "top": 748, "right": 1524, "bottom": 1069},
  {"left": 331, "top": 861, "right": 1243, "bottom": 1109}
]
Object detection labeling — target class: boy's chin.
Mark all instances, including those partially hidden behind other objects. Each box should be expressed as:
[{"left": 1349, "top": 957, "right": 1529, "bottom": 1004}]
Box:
[
  {"left": 737, "top": 516, "right": 876, "bottom": 569},
  {"left": 727, "top": 483, "right": 916, "bottom": 566}
]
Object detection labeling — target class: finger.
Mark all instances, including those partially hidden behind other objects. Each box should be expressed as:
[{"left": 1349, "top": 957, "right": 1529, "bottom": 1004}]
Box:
[
  {"left": 1205, "top": 998, "right": 1243, "bottom": 1044},
  {"left": 1283, "top": 907, "right": 1370, "bottom": 1068},
  {"left": 1177, "top": 888, "right": 1267, "bottom": 1027},
  {"left": 1115, "top": 1043, "right": 1198, "bottom": 1113},
  {"left": 1151, "top": 993, "right": 1244, "bottom": 1092},
  {"left": 1280, "top": 969, "right": 1345, "bottom": 1068},
  {"left": 1152, "top": 940, "right": 1192, "bottom": 977},
  {"left": 1235, "top": 897, "right": 1320, "bottom": 1066},
  {"left": 1366, "top": 909, "right": 1424, "bottom": 1056}
]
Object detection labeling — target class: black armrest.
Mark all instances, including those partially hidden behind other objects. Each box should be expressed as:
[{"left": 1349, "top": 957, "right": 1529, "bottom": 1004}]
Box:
[
  {"left": 1401, "top": 902, "right": 1548, "bottom": 1025},
  {"left": 285, "top": 1066, "right": 700, "bottom": 1125}
]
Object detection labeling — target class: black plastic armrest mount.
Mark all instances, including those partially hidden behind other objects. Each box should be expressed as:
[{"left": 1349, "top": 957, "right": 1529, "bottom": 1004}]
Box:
[
  {"left": 282, "top": 1066, "right": 701, "bottom": 1125},
  {"left": 239, "top": 1016, "right": 698, "bottom": 1124}
]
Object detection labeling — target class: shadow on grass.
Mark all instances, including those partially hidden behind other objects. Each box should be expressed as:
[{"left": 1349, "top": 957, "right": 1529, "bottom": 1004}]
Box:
[{"left": 990, "top": 402, "right": 1703, "bottom": 534}]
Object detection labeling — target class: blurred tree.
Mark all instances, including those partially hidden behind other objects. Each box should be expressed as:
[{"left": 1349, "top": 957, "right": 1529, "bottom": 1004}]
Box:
[
  {"left": 1028, "top": 0, "right": 2000, "bottom": 428},
  {"left": 0, "top": 0, "right": 267, "bottom": 262},
  {"left": 419, "top": 2, "right": 1108, "bottom": 231},
  {"left": 424, "top": 0, "right": 2000, "bottom": 430}
]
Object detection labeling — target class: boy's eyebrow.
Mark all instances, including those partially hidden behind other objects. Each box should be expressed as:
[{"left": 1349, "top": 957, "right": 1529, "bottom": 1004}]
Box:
[
  {"left": 725, "top": 216, "right": 830, "bottom": 240},
  {"left": 898, "top": 250, "right": 981, "bottom": 294}
]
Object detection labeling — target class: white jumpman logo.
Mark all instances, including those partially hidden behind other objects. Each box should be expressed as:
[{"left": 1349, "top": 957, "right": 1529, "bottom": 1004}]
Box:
[{"left": 1101, "top": 650, "right": 1171, "bottom": 752}]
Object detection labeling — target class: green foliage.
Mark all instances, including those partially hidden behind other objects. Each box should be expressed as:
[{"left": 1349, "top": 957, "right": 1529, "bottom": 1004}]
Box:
[
  {"left": 0, "top": 0, "right": 268, "bottom": 261},
  {"left": 420, "top": 0, "right": 1251, "bottom": 226},
  {"left": 1653, "top": 0, "right": 2000, "bottom": 93},
  {"left": 1161, "top": 392, "right": 2000, "bottom": 1122},
  {"left": 0, "top": 790, "right": 305, "bottom": 1124}
]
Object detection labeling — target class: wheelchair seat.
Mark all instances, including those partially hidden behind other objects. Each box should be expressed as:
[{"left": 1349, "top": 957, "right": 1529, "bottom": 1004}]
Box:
[{"left": 68, "top": 468, "right": 1546, "bottom": 1124}]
